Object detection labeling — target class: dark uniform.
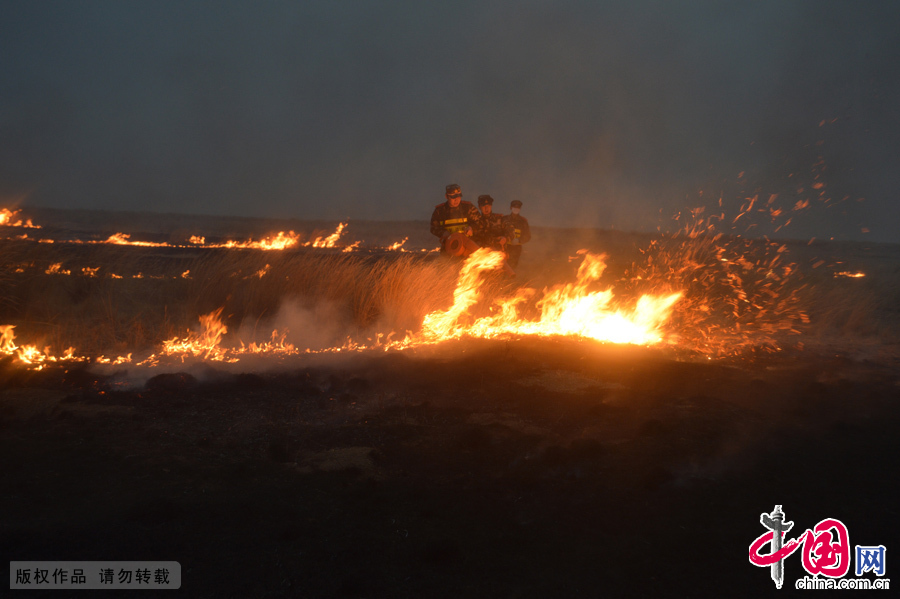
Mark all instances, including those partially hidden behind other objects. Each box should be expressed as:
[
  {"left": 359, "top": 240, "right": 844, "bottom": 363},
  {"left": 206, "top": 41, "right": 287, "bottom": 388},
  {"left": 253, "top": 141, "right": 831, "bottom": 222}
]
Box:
[
  {"left": 431, "top": 184, "right": 481, "bottom": 256},
  {"left": 430, "top": 200, "right": 481, "bottom": 239},
  {"left": 502, "top": 202, "right": 531, "bottom": 268},
  {"left": 474, "top": 201, "right": 514, "bottom": 250},
  {"left": 473, "top": 212, "right": 511, "bottom": 248}
]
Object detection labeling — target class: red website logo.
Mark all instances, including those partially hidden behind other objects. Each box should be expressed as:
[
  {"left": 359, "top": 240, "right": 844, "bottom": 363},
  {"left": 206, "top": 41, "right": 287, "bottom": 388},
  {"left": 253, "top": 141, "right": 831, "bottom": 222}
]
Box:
[{"left": 749, "top": 505, "right": 851, "bottom": 588}]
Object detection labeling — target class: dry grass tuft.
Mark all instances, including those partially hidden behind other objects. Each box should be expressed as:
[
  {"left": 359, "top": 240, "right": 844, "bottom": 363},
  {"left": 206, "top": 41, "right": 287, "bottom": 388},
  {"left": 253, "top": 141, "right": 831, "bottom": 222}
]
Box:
[{"left": 0, "top": 239, "right": 463, "bottom": 355}]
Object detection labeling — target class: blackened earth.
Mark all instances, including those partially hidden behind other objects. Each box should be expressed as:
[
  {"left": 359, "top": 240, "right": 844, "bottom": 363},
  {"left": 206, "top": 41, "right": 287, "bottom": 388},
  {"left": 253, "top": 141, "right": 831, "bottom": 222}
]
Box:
[{"left": 1, "top": 338, "right": 898, "bottom": 598}]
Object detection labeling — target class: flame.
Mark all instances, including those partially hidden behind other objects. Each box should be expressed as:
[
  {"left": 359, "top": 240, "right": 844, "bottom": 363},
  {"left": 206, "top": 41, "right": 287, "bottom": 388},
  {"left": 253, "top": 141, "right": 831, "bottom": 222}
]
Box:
[
  {"left": 186, "top": 223, "right": 349, "bottom": 250},
  {"left": 103, "top": 233, "right": 173, "bottom": 247},
  {"left": 45, "top": 263, "right": 71, "bottom": 275},
  {"left": 415, "top": 249, "right": 681, "bottom": 346},
  {"left": 244, "top": 329, "right": 296, "bottom": 354},
  {"left": 0, "top": 208, "right": 40, "bottom": 228},
  {"left": 0, "top": 325, "right": 83, "bottom": 370},
  {"left": 834, "top": 271, "right": 865, "bottom": 278},
  {"left": 305, "top": 223, "right": 347, "bottom": 248},
  {"left": 206, "top": 223, "right": 353, "bottom": 250},
  {"left": 0, "top": 249, "right": 693, "bottom": 370},
  {"left": 385, "top": 237, "right": 409, "bottom": 251},
  {"left": 0, "top": 325, "right": 15, "bottom": 353},
  {"left": 419, "top": 248, "right": 508, "bottom": 336},
  {"left": 96, "top": 353, "right": 132, "bottom": 365},
  {"left": 0, "top": 195, "right": 824, "bottom": 370},
  {"left": 6, "top": 222, "right": 363, "bottom": 254},
  {"left": 217, "top": 231, "right": 301, "bottom": 250},
  {"left": 160, "top": 308, "right": 231, "bottom": 361}
]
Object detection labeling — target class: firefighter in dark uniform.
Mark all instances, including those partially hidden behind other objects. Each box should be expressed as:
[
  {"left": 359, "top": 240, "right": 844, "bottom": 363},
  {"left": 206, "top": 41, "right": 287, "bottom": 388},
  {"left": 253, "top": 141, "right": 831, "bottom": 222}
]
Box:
[
  {"left": 502, "top": 199, "right": 531, "bottom": 268},
  {"left": 473, "top": 195, "right": 513, "bottom": 251},
  {"left": 430, "top": 183, "right": 481, "bottom": 254}
]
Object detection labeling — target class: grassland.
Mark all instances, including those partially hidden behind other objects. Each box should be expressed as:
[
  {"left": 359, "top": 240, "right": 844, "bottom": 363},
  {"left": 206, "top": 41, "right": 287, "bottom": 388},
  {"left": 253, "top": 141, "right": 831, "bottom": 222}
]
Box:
[
  {"left": 2, "top": 207, "right": 898, "bottom": 364},
  {"left": 2, "top": 207, "right": 899, "bottom": 597}
]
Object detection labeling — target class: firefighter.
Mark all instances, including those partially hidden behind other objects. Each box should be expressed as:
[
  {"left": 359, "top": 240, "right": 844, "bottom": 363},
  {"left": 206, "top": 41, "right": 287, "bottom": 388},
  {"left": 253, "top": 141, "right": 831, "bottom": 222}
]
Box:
[
  {"left": 473, "top": 194, "right": 513, "bottom": 251},
  {"left": 430, "top": 183, "right": 481, "bottom": 255},
  {"left": 502, "top": 199, "right": 531, "bottom": 268}
]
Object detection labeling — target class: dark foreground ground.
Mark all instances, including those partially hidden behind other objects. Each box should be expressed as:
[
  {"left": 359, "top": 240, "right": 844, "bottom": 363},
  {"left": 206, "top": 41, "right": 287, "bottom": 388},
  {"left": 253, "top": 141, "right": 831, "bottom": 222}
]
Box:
[{"left": 1, "top": 337, "right": 897, "bottom": 598}]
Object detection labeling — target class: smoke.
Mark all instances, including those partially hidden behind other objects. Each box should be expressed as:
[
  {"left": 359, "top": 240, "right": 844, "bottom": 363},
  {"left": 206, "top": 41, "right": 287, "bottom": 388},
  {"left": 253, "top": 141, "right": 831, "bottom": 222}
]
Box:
[
  {"left": 2, "top": 1, "right": 898, "bottom": 241},
  {"left": 263, "top": 299, "right": 355, "bottom": 353}
]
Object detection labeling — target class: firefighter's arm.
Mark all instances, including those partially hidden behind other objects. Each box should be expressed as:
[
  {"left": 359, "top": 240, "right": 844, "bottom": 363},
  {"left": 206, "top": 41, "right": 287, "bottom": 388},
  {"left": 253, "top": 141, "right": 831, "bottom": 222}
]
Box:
[
  {"left": 430, "top": 210, "right": 445, "bottom": 238},
  {"left": 520, "top": 218, "right": 532, "bottom": 243},
  {"left": 466, "top": 205, "right": 481, "bottom": 236},
  {"left": 503, "top": 219, "right": 516, "bottom": 242}
]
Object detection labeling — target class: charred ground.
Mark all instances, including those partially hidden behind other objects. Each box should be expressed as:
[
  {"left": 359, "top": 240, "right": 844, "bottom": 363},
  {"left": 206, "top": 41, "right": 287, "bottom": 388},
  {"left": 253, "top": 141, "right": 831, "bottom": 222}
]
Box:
[{"left": 2, "top": 338, "right": 899, "bottom": 598}]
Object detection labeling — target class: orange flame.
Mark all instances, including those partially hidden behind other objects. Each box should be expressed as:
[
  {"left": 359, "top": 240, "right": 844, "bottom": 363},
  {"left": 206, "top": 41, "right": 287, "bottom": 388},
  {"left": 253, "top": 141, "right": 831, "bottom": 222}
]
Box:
[
  {"left": 385, "top": 238, "right": 409, "bottom": 251},
  {"left": 0, "top": 208, "right": 40, "bottom": 228},
  {"left": 160, "top": 308, "right": 232, "bottom": 361},
  {"left": 305, "top": 223, "right": 347, "bottom": 248},
  {"left": 45, "top": 263, "right": 71, "bottom": 275},
  {"left": 0, "top": 325, "right": 15, "bottom": 353},
  {"left": 217, "top": 231, "right": 301, "bottom": 251},
  {"left": 415, "top": 249, "right": 681, "bottom": 346},
  {"left": 103, "top": 233, "right": 173, "bottom": 247},
  {"left": 0, "top": 325, "right": 82, "bottom": 370}
]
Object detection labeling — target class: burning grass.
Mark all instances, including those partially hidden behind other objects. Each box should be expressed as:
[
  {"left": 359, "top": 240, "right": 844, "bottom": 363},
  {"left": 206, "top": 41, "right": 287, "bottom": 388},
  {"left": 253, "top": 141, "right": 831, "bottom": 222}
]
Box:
[
  {"left": 0, "top": 238, "right": 462, "bottom": 361},
  {"left": 1, "top": 208, "right": 898, "bottom": 370}
]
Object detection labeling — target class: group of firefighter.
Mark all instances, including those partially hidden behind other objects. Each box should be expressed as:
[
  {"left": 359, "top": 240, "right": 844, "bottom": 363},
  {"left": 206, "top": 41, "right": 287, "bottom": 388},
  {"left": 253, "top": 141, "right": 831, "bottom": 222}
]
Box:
[{"left": 430, "top": 183, "right": 531, "bottom": 271}]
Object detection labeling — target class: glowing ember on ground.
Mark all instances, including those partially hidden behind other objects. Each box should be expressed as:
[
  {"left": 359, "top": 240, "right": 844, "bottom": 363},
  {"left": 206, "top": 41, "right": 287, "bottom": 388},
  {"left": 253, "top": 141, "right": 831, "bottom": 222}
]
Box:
[{"left": 45, "top": 263, "right": 71, "bottom": 275}]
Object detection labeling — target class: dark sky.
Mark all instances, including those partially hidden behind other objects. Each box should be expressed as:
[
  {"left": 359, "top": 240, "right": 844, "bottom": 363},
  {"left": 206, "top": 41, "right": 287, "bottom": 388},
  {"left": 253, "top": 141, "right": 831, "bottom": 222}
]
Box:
[{"left": 2, "top": 0, "right": 898, "bottom": 242}]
